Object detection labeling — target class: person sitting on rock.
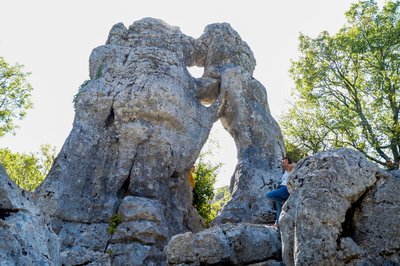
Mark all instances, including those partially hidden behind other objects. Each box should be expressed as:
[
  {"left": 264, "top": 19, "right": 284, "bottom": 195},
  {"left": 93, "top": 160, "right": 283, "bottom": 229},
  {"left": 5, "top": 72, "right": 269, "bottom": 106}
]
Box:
[{"left": 266, "top": 156, "right": 294, "bottom": 228}]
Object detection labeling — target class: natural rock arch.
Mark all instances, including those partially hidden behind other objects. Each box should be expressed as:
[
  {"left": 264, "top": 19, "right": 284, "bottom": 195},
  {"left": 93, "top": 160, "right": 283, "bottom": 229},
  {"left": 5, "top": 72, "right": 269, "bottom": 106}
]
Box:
[
  {"left": 1, "top": 18, "right": 400, "bottom": 266},
  {"left": 33, "top": 18, "right": 284, "bottom": 264}
]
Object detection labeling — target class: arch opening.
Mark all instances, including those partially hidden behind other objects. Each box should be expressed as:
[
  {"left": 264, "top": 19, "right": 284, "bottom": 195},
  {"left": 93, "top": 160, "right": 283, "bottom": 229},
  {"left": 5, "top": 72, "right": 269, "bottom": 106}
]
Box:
[
  {"left": 187, "top": 66, "right": 204, "bottom": 78},
  {"left": 191, "top": 119, "right": 237, "bottom": 225},
  {"left": 187, "top": 66, "right": 219, "bottom": 107}
]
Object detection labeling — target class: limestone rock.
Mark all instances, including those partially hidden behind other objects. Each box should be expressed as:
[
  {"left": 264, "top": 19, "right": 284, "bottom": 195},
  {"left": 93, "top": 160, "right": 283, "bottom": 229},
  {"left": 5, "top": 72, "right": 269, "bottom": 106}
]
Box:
[
  {"left": 0, "top": 166, "right": 60, "bottom": 265},
  {"left": 213, "top": 67, "right": 284, "bottom": 225},
  {"left": 351, "top": 170, "right": 400, "bottom": 264},
  {"left": 60, "top": 248, "right": 111, "bottom": 266},
  {"left": 280, "top": 148, "right": 378, "bottom": 265},
  {"left": 336, "top": 237, "right": 366, "bottom": 264},
  {"left": 31, "top": 17, "right": 284, "bottom": 264},
  {"left": 194, "top": 24, "right": 285, "bottom": 225},
  {"left": 35, "top": 18, "right": 225, "bottom": 265},
  {"left": 165, "top": 223, "right": 281, "bottom": 265},
  {"left": 195, "top": 23, "right": 256, "bottom": 77}
]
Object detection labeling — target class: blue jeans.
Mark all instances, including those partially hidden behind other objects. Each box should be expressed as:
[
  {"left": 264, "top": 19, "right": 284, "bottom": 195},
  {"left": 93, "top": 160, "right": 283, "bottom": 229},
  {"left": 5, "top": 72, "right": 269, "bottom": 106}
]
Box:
[{"left": 266, "top": 186, "right": 289, "bottom": 224}]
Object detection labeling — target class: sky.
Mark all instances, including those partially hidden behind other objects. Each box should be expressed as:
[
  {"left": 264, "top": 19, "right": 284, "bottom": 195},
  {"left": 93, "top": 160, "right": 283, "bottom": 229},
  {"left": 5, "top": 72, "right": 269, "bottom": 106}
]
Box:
[{"left": 0, "top": 0, "right": 383, "bottom": 188}]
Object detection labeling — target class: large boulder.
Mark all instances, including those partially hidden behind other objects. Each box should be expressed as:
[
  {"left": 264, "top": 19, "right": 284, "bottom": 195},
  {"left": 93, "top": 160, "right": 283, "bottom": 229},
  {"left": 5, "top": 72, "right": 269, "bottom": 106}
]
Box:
[
  {"left": 0, "top": 166, "right": 60, "bottom": 265},
  {"left": 165, "top": 223, "right": 282, "bottom": 265},
  {"left": 350, "top": 170, "right": 400, "bottom": 264},
  {"left": 280, "top": 148, "right": 400, "bottom": 265}
]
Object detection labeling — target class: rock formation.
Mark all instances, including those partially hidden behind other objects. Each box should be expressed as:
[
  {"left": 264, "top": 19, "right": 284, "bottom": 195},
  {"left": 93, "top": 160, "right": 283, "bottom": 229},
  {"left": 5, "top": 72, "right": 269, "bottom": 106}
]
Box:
[
  {"left": 165, "top": 148, "right": 400, "bottom": 265},
  {"left": 32, "top": 18, "right": 284, "bottom": 265},
  {"left": 350, "top": 170, "right": 400, "bottom": 264},
  {"left": 0, "top": 166, "right": 60, "bottom": 265},
  {"left": 280, "top": 148, "right": 400, "bottom": 265},
  {"left": 36, "top": 18, "right": 212, "bottom": 265},
  {"left": 196, "top": 24, "right": 285, "bottom": 225},
  {"left": 165, "top": 223, "right": 282, "bottom": 265},
  {"left": 3, "top": 18, "right": 398, "bottom": 266}
]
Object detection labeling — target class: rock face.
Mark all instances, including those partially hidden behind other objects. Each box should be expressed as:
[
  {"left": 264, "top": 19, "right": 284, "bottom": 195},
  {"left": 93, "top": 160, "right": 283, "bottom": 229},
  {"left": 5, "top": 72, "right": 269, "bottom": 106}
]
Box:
[
  {"left": 0, "top": 166, "right": 60, "bottom": 265},
  {"left": 34, "top": 18, "right": 284, "bottom": 265},
  {"left": 36, "top": 18, "right": 214, "bottom": 265},
  {"left": 350, "top": 170, "right": 400, "bottom": 264},
  {"left": 196, "top": 23, "right": 285, "bottom": 225},
  {"left": 165, "top": 148, "right": 400, "bottom": 266},
  {"left": 165, "top": 223, "right": 282, "bottom": 265},
  {"left": 280, "top": 148, "right": 400, "bottom": 265}
]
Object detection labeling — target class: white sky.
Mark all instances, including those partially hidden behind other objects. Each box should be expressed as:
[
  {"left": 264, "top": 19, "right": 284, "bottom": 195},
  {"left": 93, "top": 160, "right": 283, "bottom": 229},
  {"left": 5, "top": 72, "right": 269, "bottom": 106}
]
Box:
[{"left": 0, "top": 0, "right": 383, "bottom": 188}]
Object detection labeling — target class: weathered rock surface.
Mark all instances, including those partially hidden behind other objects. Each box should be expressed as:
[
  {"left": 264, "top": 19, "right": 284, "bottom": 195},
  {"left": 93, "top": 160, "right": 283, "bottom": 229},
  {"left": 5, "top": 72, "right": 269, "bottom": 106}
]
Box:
[
  {"left": 36, "top": 18, "right": 217, "bottom": 265},
  {"left": 350, "top": 170, "right": 400, "bottom": 264},
  {"left": 165, "top": 223, "right": 282, "bottom": 265},
  {"left": 0, "top": 166, "right": 60, "bottom": 265},
  {"left": 165, "top": 148, "right": 400, "bottom": 265},
  {"left": 61, "top": 248, "right": 111, "bottom": 266},
  {"left": 280, "top": 148, "right": 400, "bottom": 265},
  {"left": 195, "top": 23, "right": 285, "bottom": 225},
  {"left": 32, "top": 17, "right": 284, "bottom": 265},
  {"left": 212, "top": 66, "right": 284, "bottom": 225}
]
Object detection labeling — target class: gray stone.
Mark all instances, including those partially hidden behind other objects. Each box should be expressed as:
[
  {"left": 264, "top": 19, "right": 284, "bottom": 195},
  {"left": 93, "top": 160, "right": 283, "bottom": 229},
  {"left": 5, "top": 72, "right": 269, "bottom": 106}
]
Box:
[
  {"left": 337, "top": 237, "right": 365, "bottom": 264},
  {"left": 108, "top": 242, "right": 164, "bottom": 266},
  {"left": 195, "top": 24, "right": 285, "bottom": 225},
  {"left": 118, "top": 196, "right": 163, "bottom": 223},
  {"left": 36, "top": 17, "right": 227, "bottom": 265},
  {"left": 60, "top": 248, "right": 111, "bottom": 266},
  {"left": 280, "top": 148, "right": 378, "bottom": 266},
  {"left": 165, "top": 232, "right": 199, "bottom": 264},
  {"left": 248, "top": 261, "right": 284, "bottom": 266},
  {"left": 57, "top": 222, "right": 109, "bottom": 251},
  {"left": 111, "top": 220, "right": 168, "bottom": 245},
  {"left": 211, "top": 67, "right": 284, "bottom": 225},
  {"left": 351, "top": 170, "right": 400, "bottom": 264},
  {"left": 165, "top": 223, "right": 281, "bottom": 265},
  {"left": 33, "top": 17, "right": 284, "bottom": 264},
  {"left": 195, "top": 23, "right": 256, "bottom": 76},
  {"left": 0, "top": 166, "right": 60, "bottom": 265}
]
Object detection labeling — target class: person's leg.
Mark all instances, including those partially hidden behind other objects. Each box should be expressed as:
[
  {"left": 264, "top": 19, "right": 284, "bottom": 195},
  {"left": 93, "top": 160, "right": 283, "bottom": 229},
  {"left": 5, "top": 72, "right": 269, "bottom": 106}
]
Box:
[
  {"left": 276, "top": 202, "right": 283, "bottom": 225},
  {"left": 266, "top": 186, "right": 289, "bottom": 227},
  {"left": 266, "top": 186, "right": 289, "bottom": 204}
]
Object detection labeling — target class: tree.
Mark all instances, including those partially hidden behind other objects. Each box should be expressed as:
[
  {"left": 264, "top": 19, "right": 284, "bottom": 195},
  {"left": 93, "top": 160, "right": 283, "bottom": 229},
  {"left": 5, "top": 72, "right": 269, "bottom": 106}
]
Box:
[
  {"left": 0, "top": 144, "right": 56, "bottom": 191},
  {"left": 210, "top": 185, "right": 232, "bottom": 218},
  {"left": 283, "top": 0, "right": 400, "bottom": 169},
  {"left": 0, "top": 57, "right": 33, "bottom": 137},
  {"left": 283, "top": 139, "right": 308, "bottom": 163},
  {"left": 191, "top": 131, "right": 224, "bottom": 226},
  {"left": 192, "top": 158, "right": 221, "bottom": 227}
]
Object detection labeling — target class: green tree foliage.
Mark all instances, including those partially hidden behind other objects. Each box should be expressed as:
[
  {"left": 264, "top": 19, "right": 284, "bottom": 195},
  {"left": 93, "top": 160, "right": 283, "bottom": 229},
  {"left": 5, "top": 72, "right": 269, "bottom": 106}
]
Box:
[
  {"left": 192, "top": 159, "right": 221, "bottom": 227},
  {"left": 282, "top": 0, "right": 400, "bottom": 169},
  {"left": 210, "top": 186, "right": 232, "bottom": 218},
  {"left": 284, "top": 140, "right": 308, "bottom": 163},
  {"left": 0, "top": 57, "right": 33, "bottom": 137},
  {"left": 0, "top": 144, "right": 56, "bottom": 191}
]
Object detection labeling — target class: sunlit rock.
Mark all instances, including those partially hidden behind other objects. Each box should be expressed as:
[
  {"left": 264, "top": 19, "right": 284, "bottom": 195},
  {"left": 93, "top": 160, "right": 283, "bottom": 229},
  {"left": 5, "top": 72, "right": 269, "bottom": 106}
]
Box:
[{"left": 0, "top": 166, "right": 60, "bottom": 265}]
